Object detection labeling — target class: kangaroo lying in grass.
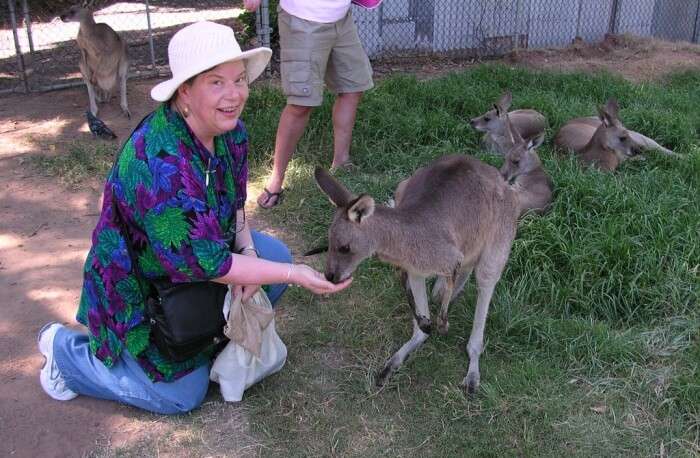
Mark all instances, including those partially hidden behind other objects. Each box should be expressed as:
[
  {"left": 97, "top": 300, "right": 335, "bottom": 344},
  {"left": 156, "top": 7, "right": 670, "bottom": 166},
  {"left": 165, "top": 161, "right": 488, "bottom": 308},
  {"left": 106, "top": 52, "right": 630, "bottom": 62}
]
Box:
[
  {"left": 470, "top": 91, "right": 547, "bottom": 156},
  {"left": 313, "top": 117, "right": 552, "bottom": 394},
  {"left": 555, "top": 98, "right": 675, "bottom": 171}
]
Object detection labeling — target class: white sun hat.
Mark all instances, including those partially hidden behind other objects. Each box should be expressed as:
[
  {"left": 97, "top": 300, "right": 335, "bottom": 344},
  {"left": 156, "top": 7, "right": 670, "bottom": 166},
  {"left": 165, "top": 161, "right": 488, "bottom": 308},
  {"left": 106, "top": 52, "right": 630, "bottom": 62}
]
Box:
[{"left": 151, "top": 21, "right": 272, "bottom": 102}]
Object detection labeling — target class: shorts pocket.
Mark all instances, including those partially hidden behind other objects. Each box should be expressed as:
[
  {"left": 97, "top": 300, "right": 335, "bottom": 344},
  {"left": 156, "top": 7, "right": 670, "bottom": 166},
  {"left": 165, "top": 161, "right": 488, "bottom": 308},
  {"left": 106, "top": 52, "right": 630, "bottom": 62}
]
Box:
[{"left": 281, "top": 49, "right": 312, "bottom": 98}]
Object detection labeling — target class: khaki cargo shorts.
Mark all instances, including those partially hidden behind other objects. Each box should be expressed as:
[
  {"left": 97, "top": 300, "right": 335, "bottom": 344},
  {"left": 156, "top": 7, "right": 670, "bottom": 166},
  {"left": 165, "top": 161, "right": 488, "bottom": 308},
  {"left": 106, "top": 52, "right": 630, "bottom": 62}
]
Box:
[{"left": 278, "top": 7, "right": 374, "bottom": 106}]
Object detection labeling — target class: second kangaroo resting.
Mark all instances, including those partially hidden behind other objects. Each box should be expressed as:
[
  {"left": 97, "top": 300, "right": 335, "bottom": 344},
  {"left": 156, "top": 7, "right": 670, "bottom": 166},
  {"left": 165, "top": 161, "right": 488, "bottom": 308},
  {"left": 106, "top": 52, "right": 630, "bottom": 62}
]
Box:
[
  {"left": 555, "top": 98, "right": 675, "bottom": 171},
  {"left": 313, "top": 118, "right": 552, "bottom": 394}
]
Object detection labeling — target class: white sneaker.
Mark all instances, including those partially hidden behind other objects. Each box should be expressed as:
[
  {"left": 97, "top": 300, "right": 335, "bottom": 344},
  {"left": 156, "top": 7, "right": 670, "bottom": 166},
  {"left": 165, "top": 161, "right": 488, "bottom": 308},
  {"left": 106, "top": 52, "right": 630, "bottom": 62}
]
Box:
[{"left": 38, "top": 322, "right": 78, "bottom": 401}]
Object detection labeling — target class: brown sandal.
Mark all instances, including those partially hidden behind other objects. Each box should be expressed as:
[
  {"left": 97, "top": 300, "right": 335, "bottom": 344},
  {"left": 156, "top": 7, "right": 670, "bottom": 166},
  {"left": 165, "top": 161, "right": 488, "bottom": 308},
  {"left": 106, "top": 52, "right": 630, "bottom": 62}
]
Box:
[{"left": 257, "top": 187, "right": 284, "bottom": 209}]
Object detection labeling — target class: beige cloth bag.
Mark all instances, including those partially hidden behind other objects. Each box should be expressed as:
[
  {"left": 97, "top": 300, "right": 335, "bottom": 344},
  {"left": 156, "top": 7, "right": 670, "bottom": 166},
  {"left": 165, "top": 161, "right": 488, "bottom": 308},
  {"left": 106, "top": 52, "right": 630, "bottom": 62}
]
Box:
[{"left": 210, "top": 288, "right": 287, "bottom": 402}]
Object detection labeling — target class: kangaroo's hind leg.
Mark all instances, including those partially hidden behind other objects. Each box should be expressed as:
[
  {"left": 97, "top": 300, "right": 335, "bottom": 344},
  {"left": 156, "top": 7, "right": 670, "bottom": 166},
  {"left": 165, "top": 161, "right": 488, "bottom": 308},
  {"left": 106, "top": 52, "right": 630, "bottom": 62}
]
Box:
[
  {"left": 462, "top": 249, "right": 509, "bottom": 395},
  {"left": 79, "top": 50, "right": 98, "bottom": 117},
  {"left": 118, "top": 49, "right": 130, "bottom": 118},
  {"left": 377, "top": 271, "right": 431, "bottom": 387}
]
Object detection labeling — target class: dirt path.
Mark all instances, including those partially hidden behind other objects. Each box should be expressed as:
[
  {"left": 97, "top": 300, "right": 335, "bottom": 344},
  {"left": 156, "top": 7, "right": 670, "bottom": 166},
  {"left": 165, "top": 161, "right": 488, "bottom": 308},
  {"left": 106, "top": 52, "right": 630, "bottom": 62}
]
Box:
[
  {"left": 1, "top": 35, "right": 698, "bottom": 456},
  {"left": 0, "top": 82, "right": 170, "bottom": 457}
]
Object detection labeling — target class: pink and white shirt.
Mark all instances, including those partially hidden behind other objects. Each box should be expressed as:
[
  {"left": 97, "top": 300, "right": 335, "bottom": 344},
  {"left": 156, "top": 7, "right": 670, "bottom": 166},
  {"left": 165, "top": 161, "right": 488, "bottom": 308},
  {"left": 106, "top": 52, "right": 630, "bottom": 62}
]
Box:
[{"left": 280, "top": 0, "right": 351, "bottom": 23}]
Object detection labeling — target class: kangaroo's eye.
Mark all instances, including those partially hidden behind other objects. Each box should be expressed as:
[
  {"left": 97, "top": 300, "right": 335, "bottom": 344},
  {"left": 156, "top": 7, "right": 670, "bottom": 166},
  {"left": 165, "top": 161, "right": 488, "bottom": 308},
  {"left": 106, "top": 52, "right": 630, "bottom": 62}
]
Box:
[
  {"left": 338, "top": 245, "right": 351, "bottom": 254},
  {"left": 619, "top": 136, "right": 628, "bottom": 142},
  {"left": 512, "top": 160, "right": 520, "bottom": 166},
  {"left": 484, "top": 117, "right": 491, "bottom": 122}
]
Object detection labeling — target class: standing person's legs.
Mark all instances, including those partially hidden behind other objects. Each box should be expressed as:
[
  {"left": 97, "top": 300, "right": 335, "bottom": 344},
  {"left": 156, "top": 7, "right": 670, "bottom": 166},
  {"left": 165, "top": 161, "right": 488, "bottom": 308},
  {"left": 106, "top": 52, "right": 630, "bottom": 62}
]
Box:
[
  {"left": 326, "top": 10, "right": 374, "bottom": 170},
  {"left": 257, "top": 103, "right": 313, "bottom": 208},
  {"left": 257, "top": 9, "right": 333, "bottom": 209},
  {"left": 48, "top": 326, "right": 209, "bottom": 414},
  {"left": 250, "top": 230, "right": 293, "bottom": 305},
  {"left": 331, "top": 92, "right": 363, "bottom": 169}
]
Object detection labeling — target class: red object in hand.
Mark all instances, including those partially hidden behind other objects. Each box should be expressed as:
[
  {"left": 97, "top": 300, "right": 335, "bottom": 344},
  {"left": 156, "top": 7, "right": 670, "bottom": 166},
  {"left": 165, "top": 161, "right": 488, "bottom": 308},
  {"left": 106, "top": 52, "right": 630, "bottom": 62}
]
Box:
[{"left": 351, "top": 0, "right": 383, "bottom": 9}]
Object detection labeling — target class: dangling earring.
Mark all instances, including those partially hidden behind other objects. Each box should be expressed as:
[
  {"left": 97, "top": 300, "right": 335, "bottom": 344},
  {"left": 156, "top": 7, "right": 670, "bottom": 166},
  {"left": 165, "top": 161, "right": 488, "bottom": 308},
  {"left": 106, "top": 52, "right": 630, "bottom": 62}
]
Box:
[{"left": 182, "top": 104, "right": 190, "bottom": 118}]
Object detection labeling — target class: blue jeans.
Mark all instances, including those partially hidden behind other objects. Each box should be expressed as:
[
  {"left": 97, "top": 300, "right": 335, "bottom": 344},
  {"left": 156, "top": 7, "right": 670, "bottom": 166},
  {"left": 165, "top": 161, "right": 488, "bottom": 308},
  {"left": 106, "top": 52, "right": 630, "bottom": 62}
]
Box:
[{"left": 54, "top": 230, "right": 292, "bottom": 415}]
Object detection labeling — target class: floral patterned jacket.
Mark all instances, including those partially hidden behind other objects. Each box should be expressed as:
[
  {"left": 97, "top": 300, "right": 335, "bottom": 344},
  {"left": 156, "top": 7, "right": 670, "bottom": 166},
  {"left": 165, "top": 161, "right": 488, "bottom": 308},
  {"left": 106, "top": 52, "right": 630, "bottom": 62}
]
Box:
[{"left": 76, "top": 103, "right": 248, "bottom": 381}]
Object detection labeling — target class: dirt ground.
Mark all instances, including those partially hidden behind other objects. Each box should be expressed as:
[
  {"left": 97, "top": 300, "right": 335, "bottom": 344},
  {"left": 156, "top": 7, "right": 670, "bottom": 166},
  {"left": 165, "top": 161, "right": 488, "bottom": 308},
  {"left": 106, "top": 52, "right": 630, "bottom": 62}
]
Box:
[{"left": 1, "top": 35, "right": 698, "bottom": 457}]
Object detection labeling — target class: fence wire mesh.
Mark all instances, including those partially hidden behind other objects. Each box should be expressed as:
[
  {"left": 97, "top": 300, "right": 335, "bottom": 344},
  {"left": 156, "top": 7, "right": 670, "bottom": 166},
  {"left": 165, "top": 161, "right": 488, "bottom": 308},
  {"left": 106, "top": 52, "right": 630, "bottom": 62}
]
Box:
[
  {"left": 0, "top": 0, "right": 249, "bottom": 94},
  {"left": 1, "top": 0, "right": 699, "bottom": 96},
  {"left": 355, "top": 0, "right": 700, "bottom": 58}
]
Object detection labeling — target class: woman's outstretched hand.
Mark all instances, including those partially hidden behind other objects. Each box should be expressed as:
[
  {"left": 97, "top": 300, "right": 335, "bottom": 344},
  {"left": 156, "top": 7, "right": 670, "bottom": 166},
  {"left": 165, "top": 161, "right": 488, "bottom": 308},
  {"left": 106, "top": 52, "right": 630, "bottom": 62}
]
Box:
[{"left": 290, "top": 264, "right": 352, "bottom": 295}]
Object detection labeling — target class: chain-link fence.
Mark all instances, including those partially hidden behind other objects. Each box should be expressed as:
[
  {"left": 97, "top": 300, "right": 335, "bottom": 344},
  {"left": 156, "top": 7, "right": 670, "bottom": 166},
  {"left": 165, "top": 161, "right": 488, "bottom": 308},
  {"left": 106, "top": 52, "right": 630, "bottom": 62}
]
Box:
[
  {"left": 0, "top": 0, "right": 261, "bottom": 94},
  {"left": 2, "top": 0, "right": 700, "bottom": 96},
  {"left": 354, "top": 0, "right": 700, "bottom": 58}
]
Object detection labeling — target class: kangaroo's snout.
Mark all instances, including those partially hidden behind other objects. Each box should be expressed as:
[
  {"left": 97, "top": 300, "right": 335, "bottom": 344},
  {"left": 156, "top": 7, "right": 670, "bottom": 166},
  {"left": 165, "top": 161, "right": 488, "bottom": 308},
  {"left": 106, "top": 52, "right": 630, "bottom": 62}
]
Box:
[{"left": 325, "top": 271, "right": 335, "bottom": 283}]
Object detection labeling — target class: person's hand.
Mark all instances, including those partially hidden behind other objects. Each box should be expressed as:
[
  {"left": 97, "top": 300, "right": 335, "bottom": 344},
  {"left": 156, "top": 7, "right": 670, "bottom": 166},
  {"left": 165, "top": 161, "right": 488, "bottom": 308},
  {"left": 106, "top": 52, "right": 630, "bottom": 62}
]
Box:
[
  {"left": 233, "top": 247, "right": 261, "bottom": 301},
  {"left": 233, "top": 283, "right": 262, "bottom": 303},
  {"left": 243, "top": 0, "right": 262, "bottom": 12},
  {"left": 289, "top": 264, "right": 353, "bottom": 294}
]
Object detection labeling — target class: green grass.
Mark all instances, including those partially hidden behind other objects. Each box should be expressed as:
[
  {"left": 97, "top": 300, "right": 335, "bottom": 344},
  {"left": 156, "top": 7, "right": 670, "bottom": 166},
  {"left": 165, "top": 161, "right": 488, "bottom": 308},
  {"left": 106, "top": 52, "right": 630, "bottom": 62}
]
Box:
[
  {"left": 30, "top": 139, "right": 117, "bottom": 187},
  {"left": 44, "top": 65, "right": 699, "bottom": 456}
]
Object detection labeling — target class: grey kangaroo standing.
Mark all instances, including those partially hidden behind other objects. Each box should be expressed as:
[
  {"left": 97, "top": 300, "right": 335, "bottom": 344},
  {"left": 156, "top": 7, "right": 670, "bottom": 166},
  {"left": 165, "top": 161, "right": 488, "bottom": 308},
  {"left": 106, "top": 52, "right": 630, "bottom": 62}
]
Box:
[
  {"left": 470, "top": 91, "right": 547, "bottom": 156},
  {"left": 314, "top": 119, "right": 552, "bottom": 394},
  {"left": 555, "top": 98, "right": 674, "bottom": 171},
  {"left": 61, "top": 5, "right": 130, "bottom": 118}
]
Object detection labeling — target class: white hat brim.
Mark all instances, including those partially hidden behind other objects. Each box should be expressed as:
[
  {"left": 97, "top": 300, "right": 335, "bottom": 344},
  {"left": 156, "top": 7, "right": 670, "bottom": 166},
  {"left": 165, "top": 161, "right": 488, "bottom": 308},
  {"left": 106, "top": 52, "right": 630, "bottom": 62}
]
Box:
[{"left": 150, "top": 47, "right": 272, "bottom": 102}]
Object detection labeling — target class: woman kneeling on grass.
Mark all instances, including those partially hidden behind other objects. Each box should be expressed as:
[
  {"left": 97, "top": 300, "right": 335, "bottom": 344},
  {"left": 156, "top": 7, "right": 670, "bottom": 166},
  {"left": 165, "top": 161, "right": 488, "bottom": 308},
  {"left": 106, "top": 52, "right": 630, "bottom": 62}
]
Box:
[{"left": 37, "top": 21, "right": 351, "bottom": 414}]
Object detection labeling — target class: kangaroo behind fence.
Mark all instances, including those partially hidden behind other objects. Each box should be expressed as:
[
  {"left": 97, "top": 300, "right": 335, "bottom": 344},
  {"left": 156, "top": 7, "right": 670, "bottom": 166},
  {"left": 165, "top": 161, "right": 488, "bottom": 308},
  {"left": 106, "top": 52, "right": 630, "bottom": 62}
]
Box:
[
  {"left": 313, "top": 120, "right": 552, "bottom": 393},
  {"left": 469, "top": 91, "right": 547, "bottom": 156},
  {"left": 60, "top": 5, "right": 130, "bottom": 118}
]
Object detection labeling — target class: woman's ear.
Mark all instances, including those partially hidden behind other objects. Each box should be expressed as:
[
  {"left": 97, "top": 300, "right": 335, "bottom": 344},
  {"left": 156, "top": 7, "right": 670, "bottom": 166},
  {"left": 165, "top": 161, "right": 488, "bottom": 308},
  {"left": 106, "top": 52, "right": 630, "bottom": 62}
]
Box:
[{"left": 175, "top": 83, "right": 190, "bottom": 106}]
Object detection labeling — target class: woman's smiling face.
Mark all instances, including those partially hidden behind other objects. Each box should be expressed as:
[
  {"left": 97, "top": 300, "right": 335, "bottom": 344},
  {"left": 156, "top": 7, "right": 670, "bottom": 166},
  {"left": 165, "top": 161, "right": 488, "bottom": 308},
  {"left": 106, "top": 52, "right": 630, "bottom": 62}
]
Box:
[{"left": 176, "top": 60, "right": 249, "bottom": 144}]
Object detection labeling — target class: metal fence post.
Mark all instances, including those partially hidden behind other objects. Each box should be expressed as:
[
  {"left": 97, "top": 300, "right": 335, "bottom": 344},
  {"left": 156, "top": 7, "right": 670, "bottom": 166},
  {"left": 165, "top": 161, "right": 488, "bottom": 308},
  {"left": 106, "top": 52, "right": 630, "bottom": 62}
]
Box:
[
  {"left": 256, "top": 0, "right": 271, "bottom": 76},
  {"left": 145, "top": 0, "right": 157, "bottom": 76},
  {"left": 608, "top": 0, "right": 619, "bottom": 35},
  {"left": 7, "top": 0, "right": 29, "bottom": 93},
  {"left": 21, "top": 0, "right": 35, "bottom": 55},
  {"left": 692, "top": 0, "right": 700, "bottom": 43},
  {"left": 575, "top": 0, "right": 583, "bottom": 38}
]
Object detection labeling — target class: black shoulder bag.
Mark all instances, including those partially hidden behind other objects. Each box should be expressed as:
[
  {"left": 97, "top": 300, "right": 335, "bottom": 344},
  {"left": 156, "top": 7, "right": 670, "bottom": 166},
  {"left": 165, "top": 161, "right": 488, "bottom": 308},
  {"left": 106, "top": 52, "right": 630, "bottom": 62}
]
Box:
[{"left": 112, "top": 194, "right": 230, "bottom": 362}]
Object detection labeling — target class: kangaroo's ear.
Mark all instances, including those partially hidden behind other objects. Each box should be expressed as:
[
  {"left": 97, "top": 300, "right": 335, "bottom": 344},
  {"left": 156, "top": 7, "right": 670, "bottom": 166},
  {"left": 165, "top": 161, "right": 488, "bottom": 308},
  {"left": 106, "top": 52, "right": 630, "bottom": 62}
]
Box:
[
  {"left": 495, "top": 91, "right": 512, "bottom": 116},
  {"left": 604, "top": 98, "right": 620, "bottom": 119},
  {"left": 599, "top": 98, "right": 620, "bottom": 127},
  {"left": 347, "top": 194, "right": 375, "bottom": 224},
  {"left": 315, "top": 167, "right": 353, "bottom": 208},
  {"left": 598, "top": 105, "right": 612, "bottom": 127},
  {"left": 504, "top": 113, "right": 523, "bottom": 144},
  {"left": 527, "top": 132, "right": 545, "bottom": 150}
]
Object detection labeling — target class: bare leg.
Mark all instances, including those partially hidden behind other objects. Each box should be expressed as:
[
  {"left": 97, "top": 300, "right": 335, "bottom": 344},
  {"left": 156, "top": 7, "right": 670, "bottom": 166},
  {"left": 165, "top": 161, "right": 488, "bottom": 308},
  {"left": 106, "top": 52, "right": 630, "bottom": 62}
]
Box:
[
  {"left": 331, "top": 92, "right": 362, "bottom": 168},
  {"left": 377, "top": 273, "right": 430, "bottom": 386},
  {"left": 258, "top": 104, "right": 313, "bottom": 203}
]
